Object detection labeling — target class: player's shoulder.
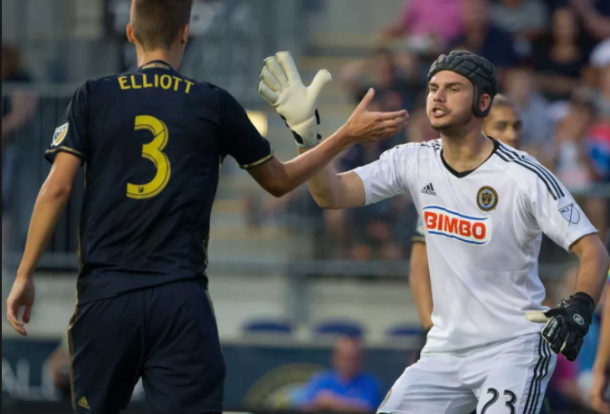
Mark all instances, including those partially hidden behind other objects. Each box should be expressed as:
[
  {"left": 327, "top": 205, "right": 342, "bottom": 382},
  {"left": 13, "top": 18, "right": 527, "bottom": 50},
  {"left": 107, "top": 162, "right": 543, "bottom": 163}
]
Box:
[
  {"left": 494, "top": 140, "right": 565, "bottom": 198},
  {"left": 73, "top": 74, "right": 126, "bottom": 99},
  {"left": 381, "top": 139, "right": 441, "bottom": 160}
]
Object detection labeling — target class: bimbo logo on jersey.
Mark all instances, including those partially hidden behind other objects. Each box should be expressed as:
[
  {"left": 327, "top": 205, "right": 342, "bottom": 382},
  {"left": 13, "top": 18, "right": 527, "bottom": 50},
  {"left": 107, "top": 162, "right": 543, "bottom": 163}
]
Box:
[{"left": 423, "top": 206, "right": 492, "bottom": 245}]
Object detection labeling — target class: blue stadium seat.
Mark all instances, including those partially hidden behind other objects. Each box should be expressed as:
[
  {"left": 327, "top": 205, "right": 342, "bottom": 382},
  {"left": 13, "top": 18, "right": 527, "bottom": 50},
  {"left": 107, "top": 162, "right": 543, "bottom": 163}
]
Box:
[
  {"left": 313, "top": 320, "right": 364, "bottom": 339},
  {"left": 386, "top": 324, "right": 423, "bottom": 338},
  {"left": 242, "top": 319, "right": 293, "bottom": 335}
]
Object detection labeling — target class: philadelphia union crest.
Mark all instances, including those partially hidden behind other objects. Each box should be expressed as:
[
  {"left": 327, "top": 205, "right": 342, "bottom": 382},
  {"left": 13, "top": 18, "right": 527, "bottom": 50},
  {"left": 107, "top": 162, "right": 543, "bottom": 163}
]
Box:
[{"left": 477, "top": 186, "right": 499, "bottom": 212}]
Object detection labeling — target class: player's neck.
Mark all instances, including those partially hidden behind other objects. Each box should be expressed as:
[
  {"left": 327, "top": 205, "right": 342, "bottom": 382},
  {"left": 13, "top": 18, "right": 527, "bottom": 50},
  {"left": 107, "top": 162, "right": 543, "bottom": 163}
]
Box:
[
  {"left": 441, "top": 130, "right": 494, "bottom": 174},
  {"left": 136, "top": 49, "right": 182, "bottom": 71}
]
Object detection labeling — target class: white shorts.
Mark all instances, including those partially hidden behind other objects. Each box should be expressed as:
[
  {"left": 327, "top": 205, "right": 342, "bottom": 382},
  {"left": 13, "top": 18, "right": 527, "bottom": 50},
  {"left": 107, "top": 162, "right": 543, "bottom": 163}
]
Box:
[{"left": 379, "top": 333, "right": 556, "bottom": 414}]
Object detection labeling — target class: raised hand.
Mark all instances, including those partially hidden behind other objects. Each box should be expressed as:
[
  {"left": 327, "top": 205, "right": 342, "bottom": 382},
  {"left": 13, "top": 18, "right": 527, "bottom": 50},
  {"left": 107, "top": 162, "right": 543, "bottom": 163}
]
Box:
[
  {"left": 258, "top": 51, "right": 332, "bottom": 147},
  {"left": 341, "top": 88, "right": 409, "bottom": 145},
  {"left": 525, "top": 292, "right": 595, "bottom": 361},
  {"left": 6, "top": 277, "right": 36, "bottom": 337}
]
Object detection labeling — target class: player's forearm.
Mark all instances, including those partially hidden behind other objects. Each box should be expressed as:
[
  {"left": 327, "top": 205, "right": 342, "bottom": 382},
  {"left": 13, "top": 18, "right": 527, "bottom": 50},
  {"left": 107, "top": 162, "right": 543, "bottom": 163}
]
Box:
[
  {"left": 410, "top": 243, "right": 434, "bottom": 330},
  {"left": 276, "top": 129, "right": 352, "bottom": 197},
  {"left": 296, "top": 146, "right": 343, "bottom": 209},
  {"left": 17, "top": 182, "right": 72, "bottom": 279},
  {"left": 594, "top": 288, "right": 610, "bottom": 373},
  {"left": 294, "top": 131, "right": 357, "bottom": 209},
  {"left": 574, "top": 239, "right": 610, "bottom": 304}
]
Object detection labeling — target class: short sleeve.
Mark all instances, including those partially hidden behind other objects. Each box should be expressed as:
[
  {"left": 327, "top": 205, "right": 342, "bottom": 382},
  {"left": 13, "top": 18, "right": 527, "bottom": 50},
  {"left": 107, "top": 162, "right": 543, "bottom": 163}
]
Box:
[
  {"left": 45, "top": 80, "right": 93, "bottom": 165},
  {"left": 412, "top": 215, "right": 426, "bottom": 243},
  {"left": 353, "top": 144, "right": 416, "bottom": 206},
  {"left": 215, "top": 87, "right": 273, "bottom": 169},
  {"left": 525, "top": 162, "right": 597, "bottom": 252}
]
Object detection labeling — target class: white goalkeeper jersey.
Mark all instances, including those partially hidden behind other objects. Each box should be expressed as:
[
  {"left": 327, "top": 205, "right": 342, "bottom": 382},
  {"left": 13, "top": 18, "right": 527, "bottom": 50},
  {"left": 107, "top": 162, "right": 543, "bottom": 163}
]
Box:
[{"left": 354, "top": 138, "right": 597, "bottom": 353}]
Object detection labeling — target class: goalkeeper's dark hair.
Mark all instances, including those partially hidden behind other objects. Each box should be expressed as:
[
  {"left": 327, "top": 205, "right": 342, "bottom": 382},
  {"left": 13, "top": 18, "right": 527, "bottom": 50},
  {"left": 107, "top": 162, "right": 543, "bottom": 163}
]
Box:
[{"left": 132, "top": 0, "right": 193, "bottom": 50}]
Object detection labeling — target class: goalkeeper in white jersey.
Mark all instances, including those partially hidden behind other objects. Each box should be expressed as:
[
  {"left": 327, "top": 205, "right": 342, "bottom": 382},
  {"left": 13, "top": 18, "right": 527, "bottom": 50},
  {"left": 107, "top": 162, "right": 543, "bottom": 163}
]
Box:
[{"left": 258, "top": 50, "right": 610, "bottom": 414}]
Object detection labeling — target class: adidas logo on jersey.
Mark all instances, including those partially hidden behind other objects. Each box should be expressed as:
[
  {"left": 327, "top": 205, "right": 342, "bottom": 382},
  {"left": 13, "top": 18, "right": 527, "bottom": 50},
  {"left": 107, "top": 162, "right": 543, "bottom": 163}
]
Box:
[
  {"left": 421, "top": 183, "right": 436, "bottom": 195},
  {"left": 423, "top": 205, "right": 492, "bottom": 245}
]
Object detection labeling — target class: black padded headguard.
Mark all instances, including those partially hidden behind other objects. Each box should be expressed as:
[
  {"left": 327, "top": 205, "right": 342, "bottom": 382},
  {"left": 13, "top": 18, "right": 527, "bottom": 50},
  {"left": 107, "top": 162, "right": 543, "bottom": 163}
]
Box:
[{"left": 427, "top": 50, "right": 499, "bottom": 118}]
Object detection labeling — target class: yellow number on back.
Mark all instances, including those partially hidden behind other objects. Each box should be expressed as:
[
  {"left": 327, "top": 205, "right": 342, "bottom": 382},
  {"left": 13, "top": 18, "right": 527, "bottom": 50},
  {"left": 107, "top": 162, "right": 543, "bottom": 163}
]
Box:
[{"left": 127, "top": 115, "right": 171, "bottom": 199}]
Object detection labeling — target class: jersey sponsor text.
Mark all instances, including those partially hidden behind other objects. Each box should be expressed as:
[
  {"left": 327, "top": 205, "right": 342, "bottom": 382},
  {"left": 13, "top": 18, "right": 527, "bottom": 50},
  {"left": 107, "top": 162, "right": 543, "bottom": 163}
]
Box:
[{"left": 423, "top": 205, "right": 491, "bottom": 245}]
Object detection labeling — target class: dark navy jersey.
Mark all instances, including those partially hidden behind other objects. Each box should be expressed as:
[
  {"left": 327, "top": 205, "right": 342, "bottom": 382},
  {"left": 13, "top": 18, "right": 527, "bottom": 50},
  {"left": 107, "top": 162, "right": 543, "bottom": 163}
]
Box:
[{"left": 45, "top": 60, "right": 273, "bottom": 304}]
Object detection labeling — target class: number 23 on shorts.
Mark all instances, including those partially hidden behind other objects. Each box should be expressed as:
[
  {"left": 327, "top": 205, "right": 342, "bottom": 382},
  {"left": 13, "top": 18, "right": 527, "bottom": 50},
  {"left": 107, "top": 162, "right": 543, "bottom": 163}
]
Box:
[
  {"left": 481, "top": 388, "right": 517, "bottom": 414},
  {"left": 127, "top": 115, "right": 172, "bottom": 200}
]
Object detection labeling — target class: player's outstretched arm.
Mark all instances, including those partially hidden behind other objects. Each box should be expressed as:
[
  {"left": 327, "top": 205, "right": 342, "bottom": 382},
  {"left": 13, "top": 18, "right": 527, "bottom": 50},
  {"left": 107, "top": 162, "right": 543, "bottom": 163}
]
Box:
[
  {"left": 254, "top": 52, "right": 407, "bottom": 205},
  {"left": 571, "top": 235, "right": 610, "bottom": 304},
  {"left": 410, "top": 241, "right": 433, "bottom": 332},
  {"left": 249, "top": 89, "right": 406, "bottom": 204},
  {"left": 526, "top": 234, "right": 610, "bottom": 361},
  {"left": 591, "top": 278, "right": 610, "bottom": 414},
  {"left": 6, "top": 152, "right": 81, "bottom": 337}
]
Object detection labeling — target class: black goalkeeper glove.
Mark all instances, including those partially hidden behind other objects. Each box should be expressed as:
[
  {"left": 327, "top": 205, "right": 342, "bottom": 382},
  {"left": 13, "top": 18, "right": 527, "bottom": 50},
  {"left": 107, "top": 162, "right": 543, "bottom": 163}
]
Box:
[{"left": 525, "top": 292, "right": 595, "bottom": 362}]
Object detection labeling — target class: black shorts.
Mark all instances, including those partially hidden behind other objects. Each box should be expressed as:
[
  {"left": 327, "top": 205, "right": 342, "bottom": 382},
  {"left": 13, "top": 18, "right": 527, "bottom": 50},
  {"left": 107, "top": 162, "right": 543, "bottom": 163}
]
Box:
[{"left": 68, "top": 280, "right": 225, "bottom": 414}]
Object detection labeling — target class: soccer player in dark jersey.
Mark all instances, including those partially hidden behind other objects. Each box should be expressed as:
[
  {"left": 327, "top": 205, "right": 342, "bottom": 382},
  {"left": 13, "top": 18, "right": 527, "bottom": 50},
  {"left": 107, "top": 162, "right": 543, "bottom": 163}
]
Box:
[{"left": 5, "top": 1, "right": 408, "bottom": 413}]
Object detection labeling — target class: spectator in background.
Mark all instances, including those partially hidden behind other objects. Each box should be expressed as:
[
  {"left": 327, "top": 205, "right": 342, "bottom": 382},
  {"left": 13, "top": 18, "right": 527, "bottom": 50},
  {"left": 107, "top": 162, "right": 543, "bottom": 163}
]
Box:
[
  {"left": 569, "top": 0, "right": 610, "bottom": 43},
  {"left": 533, "top": 7, "right": 587, "bottom": 102},
  {"left": 406, "top": 104, "right": 439, "bottom": 143},
  {"left": 481, "top": 94, "right": 523, "bottom": 147},
  {"left": 295, "top": 336, "right": 381, "bottom": 412},
  {"left": 451, "top": 0, "right": 519, "bottom": 72},
  {"left": 2, "top": 44, "right": 35, "bottom": 255},
  {"left": 546, "top": 97, "right": 596, "bottom": 188},
  {"left": 382, "top": 0, "right": 464, "bottom": 55},
  {"left": 504, "top": 66, "right": 553, "bottom": 155},
  {"left": 591, "top": 38, "right": 610, "bottom": 70},
  {"left": 584, "top": 63, "right": 610, "bottom": 242},
  {"left": 490, "top": 0, "right": 549, "bottom": 57},
  {"left": 339, "top": 48, "right": 424, "bottom": 114},
  {"left": 588, "top": 65, "right": 610, "bottom": 183},
  {"left": 2, "top": 45, "right": 33, "bottom": 141}
]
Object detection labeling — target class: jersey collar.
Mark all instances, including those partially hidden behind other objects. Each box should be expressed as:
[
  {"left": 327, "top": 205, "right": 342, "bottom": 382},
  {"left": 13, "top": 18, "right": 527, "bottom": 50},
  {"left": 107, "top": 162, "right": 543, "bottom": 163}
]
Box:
[
  {"left": 137, "top": 60, "right": 176, "bottom": 72},
  {"left": 440, "top": 136, "right": 500, "bottom": 179}
]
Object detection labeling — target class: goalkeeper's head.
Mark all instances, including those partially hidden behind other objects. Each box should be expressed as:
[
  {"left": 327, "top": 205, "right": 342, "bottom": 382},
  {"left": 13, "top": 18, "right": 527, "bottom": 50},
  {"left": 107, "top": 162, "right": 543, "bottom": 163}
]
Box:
[
  {"left": 426, "top": 51, "right": 498, "bottom": 136},
  {"left": 127, "top": 0, "right": 192, "bottom": 59}
]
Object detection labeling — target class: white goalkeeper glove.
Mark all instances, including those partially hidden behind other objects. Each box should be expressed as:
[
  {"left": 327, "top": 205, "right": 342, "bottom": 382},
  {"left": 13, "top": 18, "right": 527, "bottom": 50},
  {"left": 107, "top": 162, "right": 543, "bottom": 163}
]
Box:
[{"left": 258, "top": 51, "right": 332, "bottom": 147}]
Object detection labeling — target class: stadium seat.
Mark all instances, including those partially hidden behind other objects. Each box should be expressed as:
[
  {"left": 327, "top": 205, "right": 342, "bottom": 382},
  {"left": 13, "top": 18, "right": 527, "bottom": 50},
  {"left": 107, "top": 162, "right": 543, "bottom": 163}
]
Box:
[
  {"left": 242, "top": 319, "right": 293, "bottom": 335},
  {"left": 386, "top": 324, "right": 423, "bottom": 338},
  {"left": 313, "top": 320, "right": 364, "bottom": 339}
]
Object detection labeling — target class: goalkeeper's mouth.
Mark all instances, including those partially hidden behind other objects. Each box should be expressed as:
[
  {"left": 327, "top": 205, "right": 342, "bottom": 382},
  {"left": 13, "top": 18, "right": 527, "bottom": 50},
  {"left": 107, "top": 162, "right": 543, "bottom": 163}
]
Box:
[{"left": 431, "top": 106, "right": 449, "bottom": 118}]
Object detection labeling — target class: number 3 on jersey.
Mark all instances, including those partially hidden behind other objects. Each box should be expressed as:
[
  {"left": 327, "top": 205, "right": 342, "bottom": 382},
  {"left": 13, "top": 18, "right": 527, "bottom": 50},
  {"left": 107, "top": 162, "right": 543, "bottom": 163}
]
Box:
[{"left": 127, "top": 115, "right": 172, "bottom": 199}]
